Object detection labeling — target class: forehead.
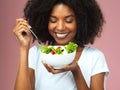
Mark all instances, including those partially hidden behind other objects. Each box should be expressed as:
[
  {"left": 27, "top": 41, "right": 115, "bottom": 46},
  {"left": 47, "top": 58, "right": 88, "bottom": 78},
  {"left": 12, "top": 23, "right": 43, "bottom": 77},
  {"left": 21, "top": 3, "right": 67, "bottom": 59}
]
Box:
[{"left": 50, "top": 3, "right": 75, "bottom": 16}]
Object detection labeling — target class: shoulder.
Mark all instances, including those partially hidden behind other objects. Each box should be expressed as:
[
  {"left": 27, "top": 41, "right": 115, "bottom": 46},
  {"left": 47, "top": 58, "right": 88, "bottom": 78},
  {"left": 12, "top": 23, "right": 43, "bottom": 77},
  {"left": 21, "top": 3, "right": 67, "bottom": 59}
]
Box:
[
  {"left": 29, "top": 45, "right": 40, "bottom": 56},
  {"left": 83, "top": 46, "right": 105, "bottom": 57},
  {"left": 83, "top": 46, "right": 109, "bottom": 77},
  {"left": 29, "top": 45, "right": 40, "bottom": 52},
  {"left": 82, "top": 46, "right": 108, "bottom": 70},
  {"left": 28, "top": 45, "right": 40, "bottom": 70},
  {"left": 82, "top": 46, "right": 106, "bottom": 64}
]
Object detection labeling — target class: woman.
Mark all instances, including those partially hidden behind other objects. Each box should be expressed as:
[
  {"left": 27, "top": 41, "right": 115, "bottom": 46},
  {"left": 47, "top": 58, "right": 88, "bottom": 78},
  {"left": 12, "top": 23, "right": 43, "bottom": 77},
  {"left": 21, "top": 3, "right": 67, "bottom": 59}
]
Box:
[{"left": 13, "top": 0, "right": 109, "bottom": 90}]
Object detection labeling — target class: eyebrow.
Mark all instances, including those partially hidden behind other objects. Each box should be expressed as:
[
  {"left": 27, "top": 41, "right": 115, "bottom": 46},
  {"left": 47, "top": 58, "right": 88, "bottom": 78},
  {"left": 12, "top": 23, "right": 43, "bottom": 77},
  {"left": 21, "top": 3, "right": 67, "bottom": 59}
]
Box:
[
  {"left": 50, "top": 14, "right": 75, "bottom": 19},
  {"left": 64, "top": 15, "right": 75, "bottom": 19}
]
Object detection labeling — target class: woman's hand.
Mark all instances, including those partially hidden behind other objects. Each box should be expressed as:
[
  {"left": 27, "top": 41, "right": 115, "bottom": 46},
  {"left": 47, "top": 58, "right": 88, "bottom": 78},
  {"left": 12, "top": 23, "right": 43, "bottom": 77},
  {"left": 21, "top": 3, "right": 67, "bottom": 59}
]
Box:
[
  {"left": 13, "top": 18, "right": 31, "bottom": 49},
  {"left": 42, "top": 47, "right": 83, "bottom": 74},
  {"left": 42, "top": 60, "right": 79, "bottom": 74}
]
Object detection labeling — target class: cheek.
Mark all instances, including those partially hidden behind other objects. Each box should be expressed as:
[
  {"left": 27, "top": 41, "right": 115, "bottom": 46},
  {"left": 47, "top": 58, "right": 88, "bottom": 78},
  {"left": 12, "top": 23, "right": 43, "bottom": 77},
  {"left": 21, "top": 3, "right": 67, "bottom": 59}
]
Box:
[
  {"left": 48, "top": 22, "right": 77, "bottom": 32},
  {"left": 48, "top": 23, "right": 54, "bottom": 31},
  {"left": 48, "top": 24, "right": 55, "bottom": 37},
  {"left": 67, "top": 23, "right": 77, "bottom": 31},
  {"left": 48, "top": 24, "right": 51, "bottom": 30}
]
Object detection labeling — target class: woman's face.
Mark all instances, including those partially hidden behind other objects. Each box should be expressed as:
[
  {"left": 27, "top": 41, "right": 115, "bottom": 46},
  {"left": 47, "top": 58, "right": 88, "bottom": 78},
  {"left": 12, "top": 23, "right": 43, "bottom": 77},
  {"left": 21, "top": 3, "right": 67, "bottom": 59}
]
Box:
[{"left": 48, "top": 3, "right": 77, "bottom": 45}]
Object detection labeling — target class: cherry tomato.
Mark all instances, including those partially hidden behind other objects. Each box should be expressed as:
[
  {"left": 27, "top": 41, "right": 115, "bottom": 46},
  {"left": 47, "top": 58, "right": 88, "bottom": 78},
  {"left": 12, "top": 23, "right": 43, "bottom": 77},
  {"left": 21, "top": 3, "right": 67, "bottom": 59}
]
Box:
[{"left": 51, "top": 50, "right": 55, "bottom": 55}]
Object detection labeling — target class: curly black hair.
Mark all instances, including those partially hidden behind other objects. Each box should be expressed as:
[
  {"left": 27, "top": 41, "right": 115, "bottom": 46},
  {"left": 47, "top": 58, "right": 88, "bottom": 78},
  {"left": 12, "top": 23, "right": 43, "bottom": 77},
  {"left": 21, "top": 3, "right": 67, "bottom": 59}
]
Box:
[{"left": 24, "top": 0, "right": 105, "bottom": 46}]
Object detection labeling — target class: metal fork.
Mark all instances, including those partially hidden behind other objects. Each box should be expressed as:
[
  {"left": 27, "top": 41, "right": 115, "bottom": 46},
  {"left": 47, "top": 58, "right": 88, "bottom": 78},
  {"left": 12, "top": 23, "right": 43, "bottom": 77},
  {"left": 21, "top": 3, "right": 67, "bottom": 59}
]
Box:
[{"left": 29, "top": 28, "right": 43, "bottom": 44}]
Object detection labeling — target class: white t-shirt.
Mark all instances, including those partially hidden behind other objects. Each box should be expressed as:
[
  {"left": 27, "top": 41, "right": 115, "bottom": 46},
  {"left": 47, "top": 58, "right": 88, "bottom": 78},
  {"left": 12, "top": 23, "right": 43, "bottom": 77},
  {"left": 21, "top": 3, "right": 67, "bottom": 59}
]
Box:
[{"left": 28, "top": 45, "right": 109, "bottom": 90}]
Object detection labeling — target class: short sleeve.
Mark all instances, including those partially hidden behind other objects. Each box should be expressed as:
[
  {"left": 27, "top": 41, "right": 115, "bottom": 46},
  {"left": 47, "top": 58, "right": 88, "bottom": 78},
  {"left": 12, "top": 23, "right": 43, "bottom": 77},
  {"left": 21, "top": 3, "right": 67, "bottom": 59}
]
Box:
[
  {"left": 91, "top": 51, "right": 109, "bottom": 77},
  {"left": 28, "top": 46, "right": 38, "bottom": 70}
]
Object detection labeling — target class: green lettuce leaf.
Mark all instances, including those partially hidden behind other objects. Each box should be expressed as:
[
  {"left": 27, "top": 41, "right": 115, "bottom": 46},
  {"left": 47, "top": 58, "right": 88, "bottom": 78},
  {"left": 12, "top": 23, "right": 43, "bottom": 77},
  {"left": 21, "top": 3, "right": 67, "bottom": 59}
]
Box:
[{"left": 64, "top": 42, "right": 78, "bottom": 53}]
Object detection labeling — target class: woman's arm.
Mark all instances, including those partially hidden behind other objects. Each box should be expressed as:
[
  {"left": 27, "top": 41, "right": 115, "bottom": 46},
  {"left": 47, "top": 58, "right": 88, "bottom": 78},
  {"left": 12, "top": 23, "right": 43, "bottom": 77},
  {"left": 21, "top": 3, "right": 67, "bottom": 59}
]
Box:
[
  {"left": 14, "top": 48, "right": 34, "bottom": 90},
  {"left": 29, "top": 68, "right": 35, "bottom": 90},
  {"left": 13, "top": 18, "right": 35, "bottom": 90},
  {"left": 72, "top": 65, "right": 105, "bottom": 90},
  {"left": 42, "top": 46, "right": 105, "bottom": 90},
  {"left": 72, "top": 65, "right": 89, "bottom": 90},
  {"left": 90, "top": 72, "right": 105, "bottom": 90}
]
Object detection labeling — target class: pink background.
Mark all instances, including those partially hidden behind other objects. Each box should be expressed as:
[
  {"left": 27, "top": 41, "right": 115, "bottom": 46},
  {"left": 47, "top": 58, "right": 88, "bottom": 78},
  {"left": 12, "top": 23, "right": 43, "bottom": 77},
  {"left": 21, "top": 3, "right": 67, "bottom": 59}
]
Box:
[{"left": 0, "top": 0, "right": 120, "bottom": 90}]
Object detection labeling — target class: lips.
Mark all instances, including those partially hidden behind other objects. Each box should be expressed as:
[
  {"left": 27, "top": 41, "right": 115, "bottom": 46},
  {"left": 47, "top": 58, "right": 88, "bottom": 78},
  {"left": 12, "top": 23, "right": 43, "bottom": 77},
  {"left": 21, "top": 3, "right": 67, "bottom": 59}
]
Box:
[{"left": 56, "top": 33, "right": 68, "bottom": 38}]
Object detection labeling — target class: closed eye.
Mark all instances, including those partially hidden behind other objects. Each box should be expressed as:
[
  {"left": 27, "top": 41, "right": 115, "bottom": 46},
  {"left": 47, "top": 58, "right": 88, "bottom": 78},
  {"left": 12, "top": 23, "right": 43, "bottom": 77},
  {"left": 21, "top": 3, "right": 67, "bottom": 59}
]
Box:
[
  {"left": 65, "top": 19, "right": 73, "bottom": 23},
  {"left": 49, "top": 16, "right": 57, "bottom": 23},
  {"left": 65, "top": 15, "right": 75, "bottom": 23}
]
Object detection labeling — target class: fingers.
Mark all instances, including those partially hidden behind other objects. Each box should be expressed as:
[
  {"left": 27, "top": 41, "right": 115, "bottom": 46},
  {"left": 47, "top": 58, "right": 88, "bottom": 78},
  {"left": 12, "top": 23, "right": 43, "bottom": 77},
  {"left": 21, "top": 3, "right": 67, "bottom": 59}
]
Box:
[
  {"left": 42, "top": 61, "right": 65, "bottom": 74},
  {"left": 15, "top": 18, "right": 30, "bottom": 32},
  {"left": 13, "top": 18, "right": 32, "bottom": 47},
  {"left": 14, "top": 18, "right": 30, "bottom": 31},
  {"left": 13, "top": 18, "right": 31, "bottom": 36},
  {"left": 62, "top": 61, "right": 78, "bottom": 71},
  {"left": 16, "top": 18, "right": 30, "bottom": 27},
  {"left": 45, "top": 41, "right": 49, "bottom": 46},
  {"left": 42, "top": 61, "right": 52, "bottom": 72},
  {"left": 42, "top": 60, "right": 78, "bottom": 74},
  {"left": 41, "top": 40, "right": 52, "bottom": 46}
]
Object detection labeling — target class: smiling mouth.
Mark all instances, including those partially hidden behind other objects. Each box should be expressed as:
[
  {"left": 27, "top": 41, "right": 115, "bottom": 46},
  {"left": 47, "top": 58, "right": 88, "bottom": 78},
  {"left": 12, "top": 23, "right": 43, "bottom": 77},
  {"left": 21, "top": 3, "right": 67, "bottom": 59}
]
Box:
[{"left": 56, "top": 33, "right": 68, "bottom": 38}]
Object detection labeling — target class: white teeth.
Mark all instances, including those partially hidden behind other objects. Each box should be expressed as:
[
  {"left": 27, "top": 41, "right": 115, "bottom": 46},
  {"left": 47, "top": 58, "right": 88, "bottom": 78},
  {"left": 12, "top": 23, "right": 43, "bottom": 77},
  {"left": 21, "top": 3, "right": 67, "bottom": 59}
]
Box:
[{"left": 56, "top": 33, "right": 68, "bottom": 38}]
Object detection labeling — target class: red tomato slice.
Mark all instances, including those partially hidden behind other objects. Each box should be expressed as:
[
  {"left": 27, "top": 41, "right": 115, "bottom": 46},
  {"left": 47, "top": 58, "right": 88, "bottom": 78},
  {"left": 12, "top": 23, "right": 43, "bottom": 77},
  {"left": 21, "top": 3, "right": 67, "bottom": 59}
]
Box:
[{"left": 51, "top": 50, "right": 55, "bottom": 55}]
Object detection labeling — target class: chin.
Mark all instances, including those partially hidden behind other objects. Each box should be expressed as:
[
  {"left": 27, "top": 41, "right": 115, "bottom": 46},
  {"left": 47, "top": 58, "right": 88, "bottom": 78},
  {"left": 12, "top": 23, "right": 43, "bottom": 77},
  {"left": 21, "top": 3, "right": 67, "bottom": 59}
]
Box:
[{"left": 55, "top": 40, "right": 70, "bottom": 45}]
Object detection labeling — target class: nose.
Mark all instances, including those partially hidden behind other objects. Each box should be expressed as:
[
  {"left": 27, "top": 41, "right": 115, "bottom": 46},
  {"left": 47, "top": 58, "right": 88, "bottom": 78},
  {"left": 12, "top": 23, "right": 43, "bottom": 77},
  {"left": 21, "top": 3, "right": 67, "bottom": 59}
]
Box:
[{"left": 56, "top": 20, "right": 65, "bottom": 31}]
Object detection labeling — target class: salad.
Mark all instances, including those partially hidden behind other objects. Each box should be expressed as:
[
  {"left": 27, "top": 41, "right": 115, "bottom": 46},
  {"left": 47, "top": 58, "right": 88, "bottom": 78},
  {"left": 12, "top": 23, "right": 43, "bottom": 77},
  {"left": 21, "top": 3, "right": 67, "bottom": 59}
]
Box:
[{"left": 40, "top": 42, "right": 78, "bottom": 55}]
